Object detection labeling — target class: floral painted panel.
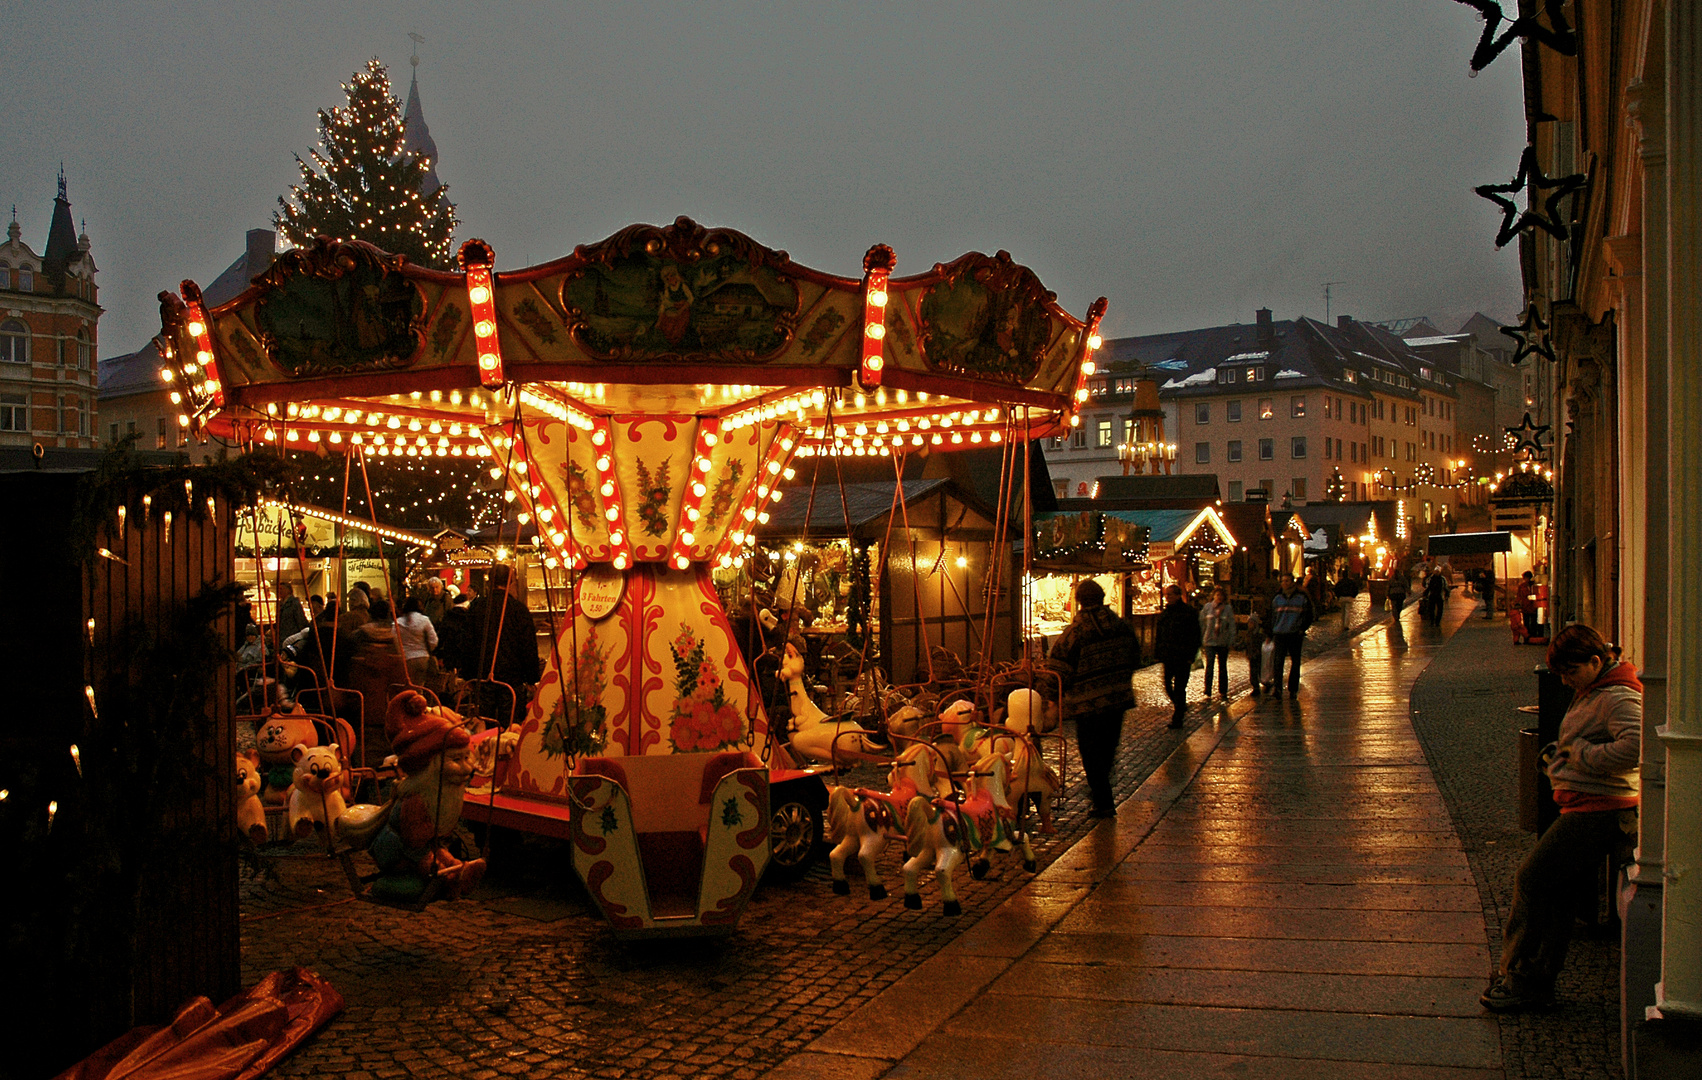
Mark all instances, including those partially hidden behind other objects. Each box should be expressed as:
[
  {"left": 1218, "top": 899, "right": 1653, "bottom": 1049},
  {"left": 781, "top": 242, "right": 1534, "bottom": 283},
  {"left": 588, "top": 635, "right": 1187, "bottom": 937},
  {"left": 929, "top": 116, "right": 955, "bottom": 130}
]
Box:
[{"left": 611, "top": 416, "right": 696, "bottom": 564}]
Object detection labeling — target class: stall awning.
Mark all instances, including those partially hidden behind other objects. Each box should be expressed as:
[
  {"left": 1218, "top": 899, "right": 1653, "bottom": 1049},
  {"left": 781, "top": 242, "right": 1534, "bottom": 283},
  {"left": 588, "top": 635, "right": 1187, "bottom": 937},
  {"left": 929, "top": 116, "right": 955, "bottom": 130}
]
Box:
[
  {"left": 1426, "top": 531, "right": 1513, "bottom": 556},
  {"left": 1031, "top": 510, "right": 1150, "bottom": 572},
  {"left": 1100, "top": 506, "right": 1236, "bottom": 553}
]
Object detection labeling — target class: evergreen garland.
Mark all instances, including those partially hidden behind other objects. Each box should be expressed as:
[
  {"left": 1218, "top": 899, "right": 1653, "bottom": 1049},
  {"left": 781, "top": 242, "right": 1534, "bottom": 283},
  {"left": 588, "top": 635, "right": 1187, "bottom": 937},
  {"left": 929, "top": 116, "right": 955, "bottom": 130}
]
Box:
[{"left": 275, "top": 58, "right": 458, "bottom": 270}]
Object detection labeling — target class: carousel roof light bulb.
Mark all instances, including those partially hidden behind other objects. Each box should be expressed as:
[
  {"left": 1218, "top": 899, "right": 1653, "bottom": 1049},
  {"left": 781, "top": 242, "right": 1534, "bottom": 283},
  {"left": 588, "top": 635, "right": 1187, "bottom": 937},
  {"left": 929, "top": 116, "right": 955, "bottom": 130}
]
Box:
[
  {"left": 692, "top": 482, "right": 707, "bottom": 498},
  {"left": 605, "top": 507, "right": 620, "bottom": 521}
]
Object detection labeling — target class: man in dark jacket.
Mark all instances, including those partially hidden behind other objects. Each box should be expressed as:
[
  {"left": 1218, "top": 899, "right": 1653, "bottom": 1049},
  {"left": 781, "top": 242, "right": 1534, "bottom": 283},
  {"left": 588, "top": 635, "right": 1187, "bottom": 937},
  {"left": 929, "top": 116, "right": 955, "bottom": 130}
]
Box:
[
  {"left": 1155, "top": 584, "right": 1203, "bottom": 728},
  {"left": 1268, "top": 572, "right": 1315, "bottom": 697},
  {"left": 452, "top": 567, "right": 542, "bottom": 727},
  {"left": 1045, "top": 579, "right": 1139, "bottom": 817}
]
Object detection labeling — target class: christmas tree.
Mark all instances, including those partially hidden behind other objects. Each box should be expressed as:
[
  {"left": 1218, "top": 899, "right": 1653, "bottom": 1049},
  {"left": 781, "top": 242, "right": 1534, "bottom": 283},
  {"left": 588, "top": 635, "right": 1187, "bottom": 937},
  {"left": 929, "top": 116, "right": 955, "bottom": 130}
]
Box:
[{"left": 275, "top": 58, "right": 457, "bottom": 269}]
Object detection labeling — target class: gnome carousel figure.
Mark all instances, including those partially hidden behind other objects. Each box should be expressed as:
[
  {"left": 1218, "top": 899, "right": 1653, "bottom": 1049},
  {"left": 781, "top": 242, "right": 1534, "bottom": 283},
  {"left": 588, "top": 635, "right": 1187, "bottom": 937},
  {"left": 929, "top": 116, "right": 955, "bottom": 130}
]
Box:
[{"left": 368, "top": 690, "right": 487, "bottom": 901}]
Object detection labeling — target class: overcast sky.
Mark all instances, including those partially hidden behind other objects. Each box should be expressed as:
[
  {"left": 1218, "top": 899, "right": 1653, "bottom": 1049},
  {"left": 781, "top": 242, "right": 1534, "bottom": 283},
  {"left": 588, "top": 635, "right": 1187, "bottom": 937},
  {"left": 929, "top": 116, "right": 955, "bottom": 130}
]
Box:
[{"left": 2, "top": 1, "right": 1527, "bottom": 357}]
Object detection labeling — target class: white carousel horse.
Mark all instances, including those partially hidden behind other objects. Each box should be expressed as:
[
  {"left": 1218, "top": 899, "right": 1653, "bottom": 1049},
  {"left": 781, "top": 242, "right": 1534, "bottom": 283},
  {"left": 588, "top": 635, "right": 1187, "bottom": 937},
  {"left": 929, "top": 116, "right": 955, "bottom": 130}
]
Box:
[
  {"left": 901, "top": 750, "right": 1034, "bottom": 915},
  {"left": 989, "top": 689, "right": 1061, "bottom": 836},
  {"left": 782, "top": 643, "right": 891, "bottom": 765},
  {"left": 825, "top": 743, "right": 949, "bottom": 900}
]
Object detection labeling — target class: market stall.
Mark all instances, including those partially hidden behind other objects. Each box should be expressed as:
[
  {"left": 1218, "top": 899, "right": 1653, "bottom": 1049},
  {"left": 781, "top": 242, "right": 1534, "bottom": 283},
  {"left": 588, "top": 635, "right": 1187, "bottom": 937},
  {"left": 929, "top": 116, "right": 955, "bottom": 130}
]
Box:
[
  {"left": 233, "top": 499, "right": 436, "bottom": 623},
  {"left": 1025, "top": 507, "right": 1150, "bottom": 650}
]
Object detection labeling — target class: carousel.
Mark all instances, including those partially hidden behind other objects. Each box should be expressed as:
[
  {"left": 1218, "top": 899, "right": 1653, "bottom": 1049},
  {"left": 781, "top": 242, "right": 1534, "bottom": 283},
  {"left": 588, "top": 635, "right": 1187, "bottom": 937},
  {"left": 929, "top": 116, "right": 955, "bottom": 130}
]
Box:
[{"left": 158, "top": 218, "right": 1104, "bottom": 933}]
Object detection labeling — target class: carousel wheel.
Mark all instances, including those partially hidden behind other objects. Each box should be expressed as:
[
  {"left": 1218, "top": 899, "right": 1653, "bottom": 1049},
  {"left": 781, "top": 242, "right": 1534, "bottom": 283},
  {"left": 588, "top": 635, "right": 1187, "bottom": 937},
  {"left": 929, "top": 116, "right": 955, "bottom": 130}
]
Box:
[{"left": 765, "top": 797, "right": 822, "bottom": 882}]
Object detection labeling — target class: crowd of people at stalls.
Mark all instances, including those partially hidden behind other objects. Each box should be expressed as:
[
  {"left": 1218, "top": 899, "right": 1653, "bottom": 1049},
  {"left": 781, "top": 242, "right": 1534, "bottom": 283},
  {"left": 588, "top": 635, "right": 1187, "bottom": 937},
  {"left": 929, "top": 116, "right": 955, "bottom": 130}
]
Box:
[{"left": 235, "top": 569, "right": 542, "bottom": 741}]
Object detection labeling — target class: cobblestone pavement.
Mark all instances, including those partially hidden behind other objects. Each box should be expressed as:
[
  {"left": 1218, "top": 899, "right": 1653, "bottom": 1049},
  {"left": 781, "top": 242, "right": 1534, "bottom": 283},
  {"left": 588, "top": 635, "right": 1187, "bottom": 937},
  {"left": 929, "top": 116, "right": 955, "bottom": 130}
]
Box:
[
  {"left": 240, "top": 596, "right": 1386, "bottom": 1079},
  {"left": 1409, "top": 607, "right": 1624, "bottom": 1080}
]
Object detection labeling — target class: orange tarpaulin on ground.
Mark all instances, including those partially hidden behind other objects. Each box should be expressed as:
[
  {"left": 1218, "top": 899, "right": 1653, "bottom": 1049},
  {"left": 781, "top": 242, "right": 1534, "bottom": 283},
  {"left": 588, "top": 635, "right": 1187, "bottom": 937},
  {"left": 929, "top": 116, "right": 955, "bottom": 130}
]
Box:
[{"left": 53, "top": 968, "right": 342, "bottom": 1080}]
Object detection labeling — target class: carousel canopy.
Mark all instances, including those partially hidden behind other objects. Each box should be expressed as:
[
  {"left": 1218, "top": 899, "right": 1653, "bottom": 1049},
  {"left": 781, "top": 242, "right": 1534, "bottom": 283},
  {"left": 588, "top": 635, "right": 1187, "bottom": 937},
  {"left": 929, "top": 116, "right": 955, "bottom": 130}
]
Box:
[{"left": 154, "top": 218, "right": 1105, "bottom": 573}]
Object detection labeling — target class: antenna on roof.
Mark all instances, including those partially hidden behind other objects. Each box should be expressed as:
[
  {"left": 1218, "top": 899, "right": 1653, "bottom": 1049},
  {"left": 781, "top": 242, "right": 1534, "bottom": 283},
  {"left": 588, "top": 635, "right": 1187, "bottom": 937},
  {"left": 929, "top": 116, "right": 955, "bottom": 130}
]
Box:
[{"left": 1322, "top": 281, "right": 1345, "bottom": 322}]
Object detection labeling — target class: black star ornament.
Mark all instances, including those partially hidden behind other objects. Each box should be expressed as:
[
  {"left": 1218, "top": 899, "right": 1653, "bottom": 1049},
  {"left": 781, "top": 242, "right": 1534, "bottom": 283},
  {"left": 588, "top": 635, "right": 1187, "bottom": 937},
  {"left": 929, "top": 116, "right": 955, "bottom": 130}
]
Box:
[
  {"left": 1506, "top": 413, "right": 1551, "bottom": 458},
  {"left": 1501, "top": 306, "right": 1557, "bottom": 365},
  {"left": 1475, "top": 146, "right": 1588, "bottom": 248},
  {"left": 1456, "top": 0, "right": 1577, "bottom": 73}
]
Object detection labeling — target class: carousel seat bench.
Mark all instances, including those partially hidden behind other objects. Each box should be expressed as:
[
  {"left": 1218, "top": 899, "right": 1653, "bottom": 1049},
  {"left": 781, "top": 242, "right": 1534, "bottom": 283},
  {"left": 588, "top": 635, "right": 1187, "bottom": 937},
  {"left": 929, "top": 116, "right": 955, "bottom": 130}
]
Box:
[{"left": 575, "top": 751, "right": 761, "bottom": 919}]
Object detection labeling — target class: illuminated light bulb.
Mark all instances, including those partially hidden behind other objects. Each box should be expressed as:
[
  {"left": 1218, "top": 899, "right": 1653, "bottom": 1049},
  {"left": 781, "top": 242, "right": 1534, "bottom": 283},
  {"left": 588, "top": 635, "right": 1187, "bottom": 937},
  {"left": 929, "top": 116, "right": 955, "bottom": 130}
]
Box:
[
  {"left": 470, "top": 287, "right": 491, "bottom": 307},
  {"left": 955, "top": 556, "right": 968, "bottom": 569},
  {"left": 517, "top": 511, "right": 532, "bottom": 524},
  {"left": 912, "top": 435, "right": 923, "bottom": 447},
  {"left": 697, "top": 458, "right": 712, "bottom": 473},
  {"left": 600, "top": 481, "right": 615, "bottom": 498},
  {"left": 160, "top": 367, "right": 174, "bottom": 382},
  {"left": 756, "top": 511, "right": 770, "bottom": 524},
  {"left": 703, "top": 431, "right": 719, "bottom": 447},
  {"left": 538, "top": 507, "right": 554, "bottom": 523},
  {"left": 187, "top": 320, "right": 206, "bottom": 337},
  {"left": 1082, "top": 361, "right": 1096, "bottom": 375},
  {"left": 732, "top": 531, "right": 745, "bottom": 544},
  {"left": 596, "top": 456, "right": 611, "bottom": 472},
  {"left": 870, "top": 289, "right": 888, "bottom": 307},
  {"left": 743, "top": 507, "right": 757, "bottom": 522},
  {"left": 551, "top": 531, "right": 566, "bottom": 546},
  {"left": 490, "top": 466, "right": 504, "bottom": 479},
  {"left": 686, "top": 507, "right": 700, "bottom": 521},
  {"left": 757, "top": 485, "right": 770, "bottom": 498},
  {"left": 613, "top": 554, "right": 629, "bottom": 569},
  {"left": 475, "top": 320, "right": 496, "bottom": 337},
  {"left": 931, "top": 434, "right": 943, "bottom": 445},
  {"left": 1088, "top": 333, "right": 1103, "bottom": 350},
  {"left": 84, "top": 684, "right": 98, "bottom": 718},
  {"left": 692, "top": 482, "right": 707, "bottom": 498},
  {"left": 865, "top": 323, "right": 886, "bottom": 340},
  {"left": 503, "top": 489, "right": 516, "bottom": 501},
  {"left": 719, "top": 555, "right": 733, "bottom": 568},
  {"left": 770, "top": 489, "right": 783, "bottom": 502},
  {"left": 605, "top": 507, "right": 620, "bottom": 521},
  {"left": 479, "top": 353, "right": 499, "bottom": 370},
  {"left": 47, "top": 801, "right": 57, "bottom": 830},
  {"left": 609, "top": 530, "right": 625, "bottom": 546},
  {"left": 989, "top": 431, "right": 1002, "bottom": 443}
]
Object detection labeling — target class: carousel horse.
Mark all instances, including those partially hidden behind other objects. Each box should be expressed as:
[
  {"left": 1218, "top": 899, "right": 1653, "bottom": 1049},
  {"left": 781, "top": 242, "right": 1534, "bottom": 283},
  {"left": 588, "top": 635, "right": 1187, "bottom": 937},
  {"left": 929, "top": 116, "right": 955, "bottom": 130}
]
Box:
[
  {"left": 985, "top": 689, "right": 1061, "bottom": 835},
  {"left": 902, "top": 750, "right": 1033, "bottom": 914},
  {"left": 825, "top": 743, "right": 950, "bottom": 900},
  {"left": 782, "top": 643, "right": 892, "bottom": 765}
]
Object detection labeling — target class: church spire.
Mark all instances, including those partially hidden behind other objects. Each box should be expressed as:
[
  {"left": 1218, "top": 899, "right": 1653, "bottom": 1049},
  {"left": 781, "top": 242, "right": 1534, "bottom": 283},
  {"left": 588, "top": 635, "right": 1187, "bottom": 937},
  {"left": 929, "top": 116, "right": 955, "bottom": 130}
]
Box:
[
  {"left": 43, "top": 167, "right": 79, "bottom": 287},
  {"left": 403, "top": 32, "right": 443, "bottom": 196}
]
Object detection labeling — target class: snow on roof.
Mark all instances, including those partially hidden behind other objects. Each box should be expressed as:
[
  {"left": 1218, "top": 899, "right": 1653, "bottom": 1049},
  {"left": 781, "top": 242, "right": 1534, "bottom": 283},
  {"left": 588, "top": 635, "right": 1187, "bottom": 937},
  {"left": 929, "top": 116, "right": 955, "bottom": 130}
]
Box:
[
  {"left": 1404, "top": 334, "right": 1471, "bottom": 347},
  {"left": 1274, "top": 369, "right": 1304, "bottom": 379},
  {"left": 1223, "top": 351, "right": 1270, "bottom": 363},
  {"left": 1151, "top": 359, "right": 1188, "bottom": 371},
  {"left": 1161, "top": 367, "right": 1218, "bottom": 389}
]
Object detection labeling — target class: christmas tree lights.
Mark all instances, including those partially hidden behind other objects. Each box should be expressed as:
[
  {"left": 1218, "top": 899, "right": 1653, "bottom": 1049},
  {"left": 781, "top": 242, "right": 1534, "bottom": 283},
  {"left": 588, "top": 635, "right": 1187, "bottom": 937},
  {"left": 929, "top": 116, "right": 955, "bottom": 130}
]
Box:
[{"left": 275, "top": 58, "right": 458, "bottom": 270}]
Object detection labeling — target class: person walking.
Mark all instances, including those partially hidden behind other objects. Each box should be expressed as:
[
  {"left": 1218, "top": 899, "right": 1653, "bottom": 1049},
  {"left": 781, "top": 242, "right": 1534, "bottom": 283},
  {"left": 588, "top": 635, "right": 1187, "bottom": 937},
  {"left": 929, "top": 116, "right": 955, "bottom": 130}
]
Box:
[
  {"left": 1267, "top": 572, "right": 1314, "bottom": 697},
  {"left": 1423, "top": 568, "right": 1448, "bottom": 627},
  {"left": 394, "top": 596, "right": 441, "bottom": 690},
  {"left": 1198, "top": 587, "right": 1235, "bottom": 699},
  {"left": 1387, "top": 566, "right": 1409, "bottom": 643},
  {"left": 1482, "top": 624, "right": 1640, "bottom": 1011},
  {"left": 450, "top": 565, "right": 543, "bottom": 728},
  {"left": 1155, "top": 584, "right": 1203, "bottom": 727},
  {"left": 1243, "top": 604, "right": 1268, "bottom": 695},
  {"left": 1044, "top": 579, "right": 1139, "bottom": 818},
  {"left": 1516, "top": 571, "right": 1540, "bottom": 643},
  {"left": 275, "top": 581, "right": 310, "bottom": 647}
]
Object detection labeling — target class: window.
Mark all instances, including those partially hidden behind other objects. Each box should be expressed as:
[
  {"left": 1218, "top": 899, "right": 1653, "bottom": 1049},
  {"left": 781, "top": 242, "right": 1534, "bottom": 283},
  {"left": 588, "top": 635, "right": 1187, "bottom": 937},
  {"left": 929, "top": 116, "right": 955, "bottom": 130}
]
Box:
[
  {"left": 1071, "top": 427, "right": 1086, "bottom": 448},
  {"left": 0, "top": 265, "right": 9, "bottom": 289},
  {"left": 1291, "top": 478, "right": 1307, "bottom": 501},
  {"left": 1228, "top": 440, "right": 1243, "bottom": 463},
  {"left": 0, "top": 393, "right": 24, "bottom": 432},
  {"left": 76, "top": 331, "right": 91, "bottom": 370},
  {"left": 1350, "top": 441, "right": 1357, "bottom": 462},
  {"left": 1258, "top": 398, "right": 1273, "bottom": 420},
  {"left": 1096, "top": 419, "right": 1113, "bottom": 447},
  {"left": 1228, "top": 481, "right": 1244, "bottom": 501},
  {"left": 1227, "top": 400, "right": 1242, "bottom": 422},
  {"left": 156, "top": 417, "right": 169, "bottom": 449},
  {"left": 1195, "top": 402, "right": 1210, "bottom": 424},
  {"left": 1290, "top": 396, "right": 1305, "bottom": 419},
  {"left": 1291, "top": 436, "right": 1307, "bottom": 459},
  {"left": 1258, "top": 438, "right": 1274, "bottom": 461},
  {"left": 1261, "top": 479, "right": 1275, "bottom": 497},
  {"left": 56, "top": 396, "right": 65, "bottom": 434},
  {"left": 0, "top": 320, "right": 27, "bottom": 364},
  {"left": 1323, "top": 438, "right": 1331, "bottom": 459},
  {"left": 1053, "top": 480, "right": 1068, "bottom": 497},
  {"left": 1344, "top": 370, "right": 1358, "bottom": 384},
  {"left": 1195, "top": 442, "right": 1211, "bottom": 465},
  {"left": 1122, "top": 418, "right": 1135, "bottom": 443},
  {"left": 109, "top": 422, "right": 119, "bottom": 443},
  {"left": 1249, "top": 366, "right": 1265, "bottom": 382},
  {"left": 18, "top": 269, "right": 32, "bottom": 293},
  {"left": 1335, "top": 438, "right": 1342, "bottom": 460},
  {"left": 1217, "top": 368, "right": 1236, "bottom": 385},
  {"left": 1423, "top": 500, "right": 1434, "bottom": 524}
]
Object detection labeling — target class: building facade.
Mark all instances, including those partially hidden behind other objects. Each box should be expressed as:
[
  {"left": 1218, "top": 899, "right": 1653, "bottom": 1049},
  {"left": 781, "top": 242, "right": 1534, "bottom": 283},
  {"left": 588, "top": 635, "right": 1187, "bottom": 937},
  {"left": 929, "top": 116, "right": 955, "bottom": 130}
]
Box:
[
  {"left": 1065, "top": 309, "right": 1481, "bottom": 546},
  {"left": 0, "top": 173, "right": 99, "bottom": 450},
  {"left": 1513, "top": 0, "right": 1702, "bottom": 1056}
]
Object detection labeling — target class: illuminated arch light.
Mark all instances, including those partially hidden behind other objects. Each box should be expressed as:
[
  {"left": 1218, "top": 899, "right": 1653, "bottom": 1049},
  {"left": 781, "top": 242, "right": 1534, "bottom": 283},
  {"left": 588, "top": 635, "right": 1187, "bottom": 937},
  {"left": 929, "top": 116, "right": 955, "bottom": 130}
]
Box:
[
  {"left": 460, "top": 239, "right": 504, "bottom": 387},
  {"left": 586, "top": 417, "right": 633, "bottom": 569},
  {"left": 666, "top": 418, "right": 721, "bottom": 571},
  {"left": 859, "top": 245, "right": 895, "bottom": 390},
  {"left": 711, "top": 423, "right": 799, "bottom": 567}
]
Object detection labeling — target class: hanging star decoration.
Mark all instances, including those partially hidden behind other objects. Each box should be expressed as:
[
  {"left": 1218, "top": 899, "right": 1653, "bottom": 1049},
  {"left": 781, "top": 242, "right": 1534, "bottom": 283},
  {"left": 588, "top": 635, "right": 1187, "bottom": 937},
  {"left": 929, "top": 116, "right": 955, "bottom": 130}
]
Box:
[
  {"left": 1505, "top": 412, "right": 1551, "bottom": 459},
  {"left": 1501, "top": 305, "right": 1557, "bottom": 364},
  {"left": 1455, "top": 0, "right": 1577, "bottom": 73},
  {"left": 1475, "top": 146, "right": 1587, "bottom": 248}
]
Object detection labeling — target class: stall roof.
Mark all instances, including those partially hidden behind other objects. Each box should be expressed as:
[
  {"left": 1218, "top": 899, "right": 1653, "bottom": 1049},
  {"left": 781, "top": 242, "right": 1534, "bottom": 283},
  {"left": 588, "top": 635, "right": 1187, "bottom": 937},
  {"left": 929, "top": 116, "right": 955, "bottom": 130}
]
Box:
[
  {"left": 1091, "top": 474, "right": 1222, "bottom": 504},
  {"left": 1100, "top": 506, "right": 1236, "bottom": 549},
  {"left": 755, "top": 478, "right": 990, "bottom": 537},
  {"left": 1427, "top": 530, "right": 1513, "bottom": 555}
]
